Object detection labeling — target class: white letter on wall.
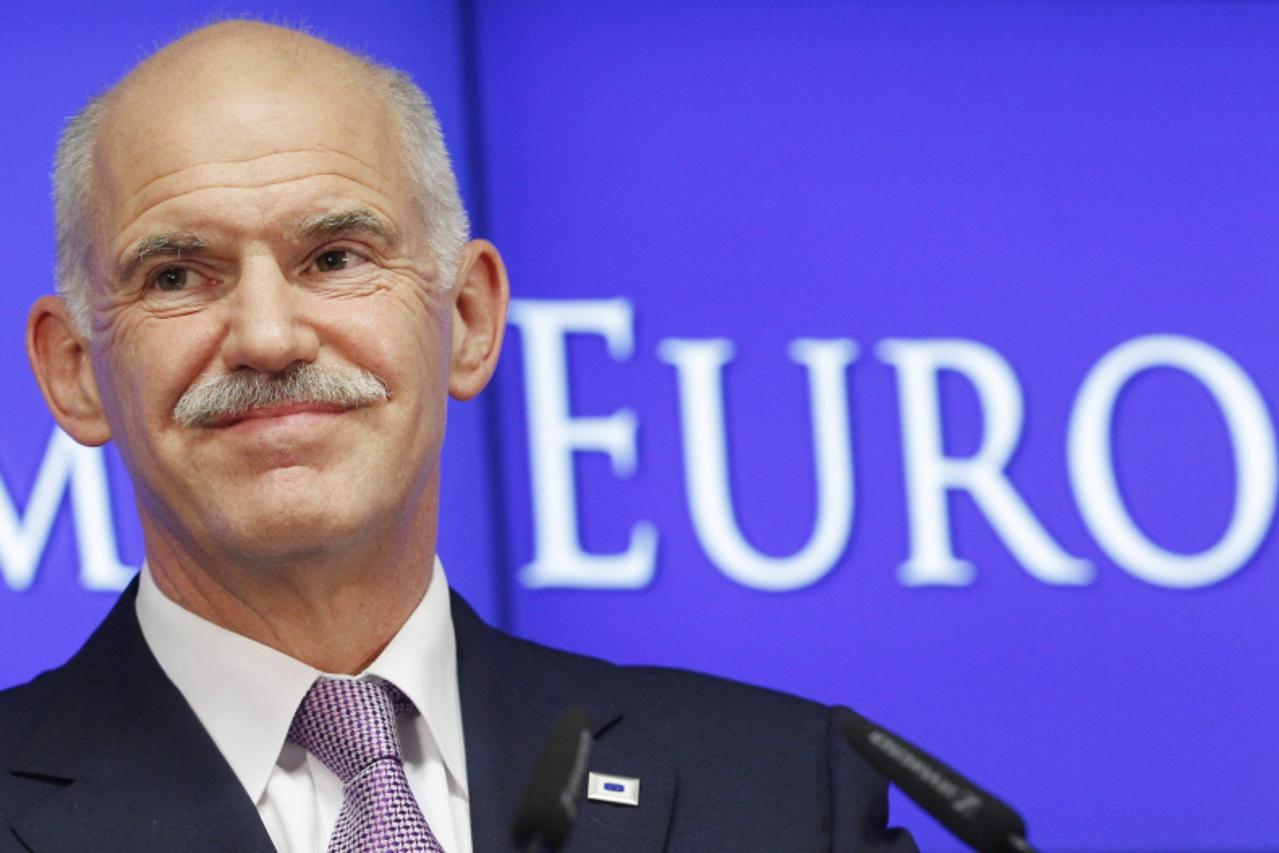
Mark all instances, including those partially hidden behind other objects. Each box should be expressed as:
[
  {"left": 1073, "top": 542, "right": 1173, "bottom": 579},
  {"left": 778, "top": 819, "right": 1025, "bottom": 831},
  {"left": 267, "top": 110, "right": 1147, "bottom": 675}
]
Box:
[
  {"left": 877, "top": 339, "right": 1091, "bottom": 586},
  {"left": 657, "top": 338, "right": 856, "bottom": 591},
  {"left": 509, "top": 299, "right": 657, "bottom": 589},
  {"left": 1068, "top": 334, "right": 1276, "bottom": 588},
  {"left": 0, "top": 427, "right": 134, "bottom": 591}
]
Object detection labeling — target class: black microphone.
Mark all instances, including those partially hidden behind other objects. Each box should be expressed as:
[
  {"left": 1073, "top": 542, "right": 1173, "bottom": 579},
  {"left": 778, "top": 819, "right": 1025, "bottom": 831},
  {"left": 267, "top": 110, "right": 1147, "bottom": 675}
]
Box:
[
  {"left": 510, "top": 706, "right": 593, "bottom": 853},
  {"left": 838, "top": 707, "right": 1037, "bottom": 853}
]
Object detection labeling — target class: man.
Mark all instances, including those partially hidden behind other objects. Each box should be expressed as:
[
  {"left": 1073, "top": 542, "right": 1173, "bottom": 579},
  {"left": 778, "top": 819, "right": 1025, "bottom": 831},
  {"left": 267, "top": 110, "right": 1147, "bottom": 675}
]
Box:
[{"left": 1, "top": 20, "right": 913, "bottom": 852}]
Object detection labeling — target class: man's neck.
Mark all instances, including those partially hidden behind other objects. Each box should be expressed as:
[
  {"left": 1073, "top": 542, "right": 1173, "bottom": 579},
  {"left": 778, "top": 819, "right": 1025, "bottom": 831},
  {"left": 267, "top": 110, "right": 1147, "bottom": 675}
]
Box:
[{"left": 142, "top": 520, "right": 436, "bottom": 674}]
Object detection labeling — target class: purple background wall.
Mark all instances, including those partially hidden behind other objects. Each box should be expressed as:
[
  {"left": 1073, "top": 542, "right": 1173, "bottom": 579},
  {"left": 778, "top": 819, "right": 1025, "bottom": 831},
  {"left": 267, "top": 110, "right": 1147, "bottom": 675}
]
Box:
[{"left": 5, "top": 2, "right": 1276, "bottom": 849}]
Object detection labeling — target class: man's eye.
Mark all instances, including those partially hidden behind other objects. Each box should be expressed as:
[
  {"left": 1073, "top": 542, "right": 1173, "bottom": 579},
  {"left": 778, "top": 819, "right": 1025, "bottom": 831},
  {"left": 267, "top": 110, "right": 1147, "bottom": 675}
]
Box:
[
  {"left": 314, "top": 250, "right": 359, "bottom": 272},
  {"left": 153, "top": 267, "right": 190, "bottom": 291}
]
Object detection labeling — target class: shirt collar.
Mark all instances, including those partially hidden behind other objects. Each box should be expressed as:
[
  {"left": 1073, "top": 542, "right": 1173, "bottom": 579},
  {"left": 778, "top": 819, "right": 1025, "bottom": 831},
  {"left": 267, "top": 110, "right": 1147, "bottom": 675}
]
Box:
[
  {"left": 362, "top": 557, "right": 467, "bottom": 796},
  {"left": 135, "top": 556, "right": 466, "bottom": 804}
]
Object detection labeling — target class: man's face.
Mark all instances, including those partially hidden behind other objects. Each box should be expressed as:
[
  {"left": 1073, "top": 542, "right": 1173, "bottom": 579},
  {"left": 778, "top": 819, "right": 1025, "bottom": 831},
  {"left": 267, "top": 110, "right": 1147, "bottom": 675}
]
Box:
[{"left": 83, "top": 59, "right": 457, "bottom": 565}]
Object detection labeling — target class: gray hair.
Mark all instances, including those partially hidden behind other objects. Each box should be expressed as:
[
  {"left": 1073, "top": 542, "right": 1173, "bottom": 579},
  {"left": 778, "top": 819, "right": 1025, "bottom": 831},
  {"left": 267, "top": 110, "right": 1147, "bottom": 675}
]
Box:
[
  {"left": 52, "top": 49, "right": 470, "bottom": 337},
  {"left": 53, "top": 97, "right": 108, "bottom": 336}
]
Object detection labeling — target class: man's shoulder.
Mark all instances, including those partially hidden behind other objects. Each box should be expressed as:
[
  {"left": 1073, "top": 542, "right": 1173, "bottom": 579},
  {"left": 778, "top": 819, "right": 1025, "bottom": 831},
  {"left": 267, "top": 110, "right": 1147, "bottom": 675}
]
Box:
[
  {"left": 454, "top": 600, "right": 916, "bottom": 850},
  {"left": 530, "top": 633, "right": 829, "bottom": 728},
  {"left": 509, "top": 628, "right": 832, "bottom": 746},
  {"left": 0, "top": 669, "right": 61, "bottom": 750},
  {"left": 452, "top": 591, "right": 828, "bottom": 724},
  {"left": 0, "top": 666, "right": 69, "bottom": 821},
  {"left": 453, "top": 594, "right": 841, "bottom": 782}
]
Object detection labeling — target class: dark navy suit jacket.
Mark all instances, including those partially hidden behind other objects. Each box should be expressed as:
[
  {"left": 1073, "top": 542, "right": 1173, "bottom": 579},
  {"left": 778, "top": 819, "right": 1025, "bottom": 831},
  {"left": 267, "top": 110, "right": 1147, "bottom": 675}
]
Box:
[{"left": 0, "top": 582, "right": 915, "bottom": 851}]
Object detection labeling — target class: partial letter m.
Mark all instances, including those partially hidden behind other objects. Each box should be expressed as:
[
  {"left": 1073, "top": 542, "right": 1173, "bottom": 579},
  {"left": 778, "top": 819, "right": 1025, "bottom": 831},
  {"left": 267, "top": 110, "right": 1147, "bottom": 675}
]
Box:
[{"left": 0, "top": 428, "right": 134, "bottom": 591}]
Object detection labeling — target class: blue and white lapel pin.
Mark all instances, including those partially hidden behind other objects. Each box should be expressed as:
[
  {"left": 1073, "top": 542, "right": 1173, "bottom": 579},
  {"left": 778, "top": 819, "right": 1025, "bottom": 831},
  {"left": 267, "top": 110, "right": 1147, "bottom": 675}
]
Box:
[{"left": 587, "top": 772, "right": 640, "bottom": 806}]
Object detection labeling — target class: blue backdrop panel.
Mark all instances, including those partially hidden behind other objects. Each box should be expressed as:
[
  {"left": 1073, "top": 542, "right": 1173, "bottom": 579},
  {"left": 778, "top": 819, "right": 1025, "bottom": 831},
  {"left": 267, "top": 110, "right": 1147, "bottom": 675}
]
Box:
[
  {"left": 477, "top": 1, "right": 1278, "bottom": 848},
  {"left": 0, "top": 2, "right": 501, "bottom": 685}
]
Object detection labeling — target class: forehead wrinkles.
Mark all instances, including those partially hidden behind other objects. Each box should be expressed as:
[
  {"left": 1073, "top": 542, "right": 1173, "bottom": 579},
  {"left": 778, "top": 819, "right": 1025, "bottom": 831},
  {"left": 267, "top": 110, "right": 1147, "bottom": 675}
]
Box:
[
  {"left": 127, "top": 146, "right": 390, "bottom": 204},
  {"left": 112, "top": 149, "right": 397, "bottom": 226}
]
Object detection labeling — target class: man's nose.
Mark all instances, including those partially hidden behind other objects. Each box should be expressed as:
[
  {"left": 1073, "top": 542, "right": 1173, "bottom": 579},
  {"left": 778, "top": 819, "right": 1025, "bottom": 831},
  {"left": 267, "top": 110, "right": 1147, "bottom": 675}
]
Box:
[{"left": 222, "top": 259, "right": 320, "bottom": 373}]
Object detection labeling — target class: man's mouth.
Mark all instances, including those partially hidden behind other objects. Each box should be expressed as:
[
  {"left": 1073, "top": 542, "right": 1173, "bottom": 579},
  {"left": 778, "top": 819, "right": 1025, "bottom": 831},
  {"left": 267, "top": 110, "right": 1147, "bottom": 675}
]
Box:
[{"left": 206, "top": 401, "right": 350, "bottom": 428}]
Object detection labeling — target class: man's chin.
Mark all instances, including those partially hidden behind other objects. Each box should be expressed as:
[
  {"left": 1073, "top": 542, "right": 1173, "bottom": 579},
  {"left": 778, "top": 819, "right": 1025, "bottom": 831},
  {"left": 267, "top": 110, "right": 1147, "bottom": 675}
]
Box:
[{"left": 210, "top": 511, "right": 377, "bottom": 569}]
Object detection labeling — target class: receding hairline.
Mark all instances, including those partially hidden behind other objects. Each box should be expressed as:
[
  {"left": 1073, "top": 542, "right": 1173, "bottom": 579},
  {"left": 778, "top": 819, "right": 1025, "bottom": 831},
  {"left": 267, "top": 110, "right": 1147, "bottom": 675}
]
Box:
[
  {"left": 97, "top": 20, "right": 395, "bottom": 149},
  {"left": 84, "top": 19, "right": 412, "bottom": 238},
  {"left": 112, "top": 20, "right": 372, "bottom": 101},
  {"left": 78, "top": 26, "right": 409, "bottom": 291}
]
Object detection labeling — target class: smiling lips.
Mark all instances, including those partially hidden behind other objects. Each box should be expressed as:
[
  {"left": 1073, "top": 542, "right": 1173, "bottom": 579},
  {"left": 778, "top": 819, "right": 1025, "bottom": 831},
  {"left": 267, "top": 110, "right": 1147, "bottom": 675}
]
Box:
[{"left": 207, "top": 401, "right": 350, "bottom": 429}]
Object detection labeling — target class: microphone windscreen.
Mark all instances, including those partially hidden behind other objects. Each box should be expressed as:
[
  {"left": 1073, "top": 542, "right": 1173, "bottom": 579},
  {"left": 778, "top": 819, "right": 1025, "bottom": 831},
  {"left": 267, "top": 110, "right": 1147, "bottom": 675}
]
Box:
[
  {"left": 839, "top": 707, "right": 1028, "bottom": 853},
  {"left": 510, "top": 706, "right": 593, "bottom": 851}
]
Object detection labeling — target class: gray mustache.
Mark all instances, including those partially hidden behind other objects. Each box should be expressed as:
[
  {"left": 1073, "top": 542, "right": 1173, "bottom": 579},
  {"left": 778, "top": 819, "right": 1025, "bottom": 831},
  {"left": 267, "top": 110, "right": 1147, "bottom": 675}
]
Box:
[{"left": 172, "top": 362, "right": 390, "bottom": 427}]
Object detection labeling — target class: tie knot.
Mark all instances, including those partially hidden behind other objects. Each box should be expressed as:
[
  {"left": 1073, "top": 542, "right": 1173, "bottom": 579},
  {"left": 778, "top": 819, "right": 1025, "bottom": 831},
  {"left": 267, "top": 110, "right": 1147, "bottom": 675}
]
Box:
[{"left": 288, "top": 677, "right": 415, "bottom": 783}]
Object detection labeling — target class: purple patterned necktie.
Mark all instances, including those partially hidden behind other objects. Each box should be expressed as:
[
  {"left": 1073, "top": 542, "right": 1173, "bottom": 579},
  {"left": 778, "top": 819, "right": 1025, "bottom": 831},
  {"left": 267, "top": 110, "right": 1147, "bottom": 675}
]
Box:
[{"left": 288, "top": 677, "right": 445, "bottom": 852}]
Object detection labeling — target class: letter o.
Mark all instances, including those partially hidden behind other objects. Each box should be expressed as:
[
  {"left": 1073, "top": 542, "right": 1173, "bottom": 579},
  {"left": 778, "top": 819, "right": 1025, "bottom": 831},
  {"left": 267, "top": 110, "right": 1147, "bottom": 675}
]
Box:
[{"left": 1068, "top": 335, "right": 1277, "bottom": 588}]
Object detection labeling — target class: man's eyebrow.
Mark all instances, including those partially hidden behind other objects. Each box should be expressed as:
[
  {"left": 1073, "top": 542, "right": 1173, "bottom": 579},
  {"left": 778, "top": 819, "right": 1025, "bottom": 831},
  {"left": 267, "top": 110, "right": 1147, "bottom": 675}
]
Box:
[
  {"left": 118, "top": 233, "right": 209, "bottom": 281},
  {"left": 295, "top": 208, "right": 400, "bottom": 244}
]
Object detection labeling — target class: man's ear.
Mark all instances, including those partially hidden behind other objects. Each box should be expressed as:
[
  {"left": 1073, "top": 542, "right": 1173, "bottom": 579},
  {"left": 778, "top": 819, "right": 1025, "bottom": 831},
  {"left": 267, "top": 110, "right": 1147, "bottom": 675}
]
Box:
[
  {"left": 27, "top": 296, "right": 111, "bottom": 446},
  {"left": 449, "top": 239, "right": 510, "bottom": 400}
]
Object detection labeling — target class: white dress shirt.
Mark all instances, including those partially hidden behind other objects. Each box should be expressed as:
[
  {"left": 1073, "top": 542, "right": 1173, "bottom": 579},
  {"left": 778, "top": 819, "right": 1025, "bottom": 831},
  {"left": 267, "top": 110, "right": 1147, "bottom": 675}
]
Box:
[{"left": 135, "top": 557, "right": 471, "bottom": 853}]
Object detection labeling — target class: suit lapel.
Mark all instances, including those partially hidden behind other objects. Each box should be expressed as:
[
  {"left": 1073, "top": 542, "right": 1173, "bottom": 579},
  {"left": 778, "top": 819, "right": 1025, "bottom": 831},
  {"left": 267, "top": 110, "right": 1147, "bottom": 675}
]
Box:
[
  {"left": 8, "top": 581, "right": 273, "bottom": 853},
  {"left": 451, "top": 595, "right": 675, "bottom": 853}
]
